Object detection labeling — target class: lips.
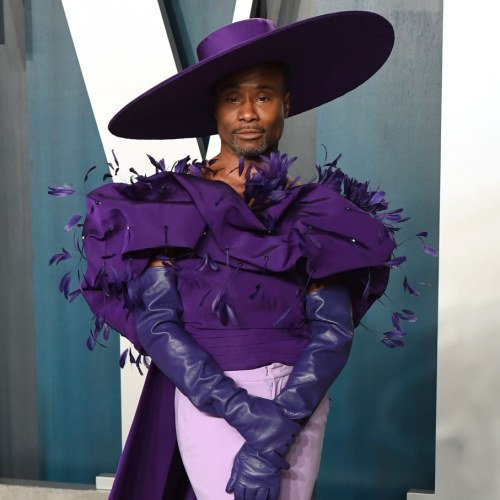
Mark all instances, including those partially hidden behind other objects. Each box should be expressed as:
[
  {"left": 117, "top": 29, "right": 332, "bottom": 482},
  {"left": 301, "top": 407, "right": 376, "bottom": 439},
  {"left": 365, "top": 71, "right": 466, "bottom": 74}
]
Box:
[{"left": 234, "top": 129, "right": 265, "bottom": 140}]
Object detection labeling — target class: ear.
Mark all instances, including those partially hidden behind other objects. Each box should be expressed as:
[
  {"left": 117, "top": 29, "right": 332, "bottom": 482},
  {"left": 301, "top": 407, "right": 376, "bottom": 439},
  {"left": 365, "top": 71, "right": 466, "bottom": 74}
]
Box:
[{"left": 283, "top": 92, "right": 291, "bottom": 118}]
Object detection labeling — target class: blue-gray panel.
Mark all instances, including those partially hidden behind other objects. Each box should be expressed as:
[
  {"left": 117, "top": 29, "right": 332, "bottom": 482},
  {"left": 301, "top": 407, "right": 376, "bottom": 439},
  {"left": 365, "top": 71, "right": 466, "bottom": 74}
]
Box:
[
  {"left": 163, "top": 0, "right": 237, "bottom": 68},
  {"left": 25, "top": 0, "right": 121, "bottom": 484},
  {"left": 316, "top": 2, "right": 441, "bottom": 499}
]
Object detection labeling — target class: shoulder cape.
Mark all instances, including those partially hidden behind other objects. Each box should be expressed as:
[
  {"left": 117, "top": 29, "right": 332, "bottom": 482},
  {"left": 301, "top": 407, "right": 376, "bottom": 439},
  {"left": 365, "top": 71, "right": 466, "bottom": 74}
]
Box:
[{"left": 81, "top": 158, "right": 395, "bottom": 354}]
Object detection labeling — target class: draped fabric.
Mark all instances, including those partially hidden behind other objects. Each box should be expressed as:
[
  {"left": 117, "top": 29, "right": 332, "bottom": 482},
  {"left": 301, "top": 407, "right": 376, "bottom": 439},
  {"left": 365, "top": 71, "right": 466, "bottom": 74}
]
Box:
[{"left": 80, "top": 167, "right": 395, "bottom": 499}]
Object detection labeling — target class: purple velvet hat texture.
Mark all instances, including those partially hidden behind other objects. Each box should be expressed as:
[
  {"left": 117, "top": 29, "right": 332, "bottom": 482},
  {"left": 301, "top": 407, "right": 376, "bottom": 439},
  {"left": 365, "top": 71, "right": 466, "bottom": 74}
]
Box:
[{"left": 108, "top": 11, "right": 394, "bottom": 140}]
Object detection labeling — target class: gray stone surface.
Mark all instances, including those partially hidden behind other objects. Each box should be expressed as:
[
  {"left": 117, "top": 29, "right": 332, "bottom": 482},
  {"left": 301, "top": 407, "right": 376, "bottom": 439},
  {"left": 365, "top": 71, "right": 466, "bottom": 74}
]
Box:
[{"left": 0, "top": 485, "right": 108, "bottom": 500}]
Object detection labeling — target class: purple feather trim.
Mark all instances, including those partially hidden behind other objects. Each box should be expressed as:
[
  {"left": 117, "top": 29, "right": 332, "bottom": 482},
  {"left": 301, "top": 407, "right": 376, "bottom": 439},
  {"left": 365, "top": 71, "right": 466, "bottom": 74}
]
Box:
[
  {"left": 403, "top": 276, "right": 420, "bottom": 297},
  {"left": 64, "top": 214, "right": 82, "bottom": 232},
  {"left": 49, "top": 248, "right": 72, "bottom": 266},
  {"left": 48, "top": 184, "right": 75, "bottom": 197}
]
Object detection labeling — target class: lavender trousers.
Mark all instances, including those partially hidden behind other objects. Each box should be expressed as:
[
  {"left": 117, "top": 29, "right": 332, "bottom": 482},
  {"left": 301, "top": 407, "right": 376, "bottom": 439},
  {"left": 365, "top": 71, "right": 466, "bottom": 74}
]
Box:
[{"left": 174, "top": 362, "right": 330, "bottom": 500}]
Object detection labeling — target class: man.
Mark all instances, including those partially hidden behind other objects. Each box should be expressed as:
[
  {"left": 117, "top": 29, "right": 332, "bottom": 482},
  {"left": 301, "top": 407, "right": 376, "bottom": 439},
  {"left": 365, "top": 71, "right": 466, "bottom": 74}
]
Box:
[{"left": 79, "top": 12, "right": 396, "bottom": 500}]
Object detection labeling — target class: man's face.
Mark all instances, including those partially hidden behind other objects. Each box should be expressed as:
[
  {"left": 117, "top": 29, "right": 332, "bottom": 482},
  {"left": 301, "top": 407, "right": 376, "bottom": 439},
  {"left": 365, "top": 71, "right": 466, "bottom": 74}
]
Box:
[{"left": 213, "top": 63, "right": 290, "bottom": 159}]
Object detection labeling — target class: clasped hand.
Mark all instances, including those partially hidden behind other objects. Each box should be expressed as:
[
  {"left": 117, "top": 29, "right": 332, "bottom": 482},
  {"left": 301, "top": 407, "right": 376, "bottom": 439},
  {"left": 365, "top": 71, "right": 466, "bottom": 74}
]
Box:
[{"left": 226, "top": 401, "right": 310, "bottom": 500}]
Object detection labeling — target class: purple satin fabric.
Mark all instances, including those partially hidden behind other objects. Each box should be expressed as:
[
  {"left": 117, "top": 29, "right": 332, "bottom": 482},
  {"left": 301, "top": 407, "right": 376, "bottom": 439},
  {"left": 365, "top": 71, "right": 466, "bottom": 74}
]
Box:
[
  {"left": 108, "top": 364, "right": 195, "bottom": 500},
  {"left": 196, "top": 18, "right": 275, "bottom": 61},
  {"left": 80, "top": 171, "right": 395, "bottom": 499},
  {"left": 82, "top": 172, "right": 393, "bottom": 354}
]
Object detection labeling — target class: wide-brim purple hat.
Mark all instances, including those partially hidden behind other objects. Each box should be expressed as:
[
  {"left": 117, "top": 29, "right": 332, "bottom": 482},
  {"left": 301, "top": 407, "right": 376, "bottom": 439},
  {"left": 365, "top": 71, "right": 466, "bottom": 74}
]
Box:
[{"left": 109, "top": 11, "right": 394, "bottom": 140}]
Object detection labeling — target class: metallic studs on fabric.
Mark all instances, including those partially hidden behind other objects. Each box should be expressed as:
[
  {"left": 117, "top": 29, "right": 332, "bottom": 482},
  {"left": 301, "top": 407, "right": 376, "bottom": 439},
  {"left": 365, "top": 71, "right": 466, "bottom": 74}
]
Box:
[
  {"left": 82, "top": 236, "right": 86, "bottom": 240},
  {"left": 225, "top": 245, "right": 229, "bottom": 250},
  {"left": 203, "top": 231, "right": 207, "bottom": 236},
  {"left": 265, "top": 256, "right": 269, "bottom": 260},
  {"left": 346, "top": 207, "right": 351, "bottom": 211},
  {"left": 161, "top": 186, "right": 166, "bottom": 190},
  {"left": 238, "top": 262, "right": 243, "bottom": 267},
  {"left": 350, "top": 238, "right": 356, "bottom": 243},
  {"left": 126, "top": 226, "right": 130, "bottom": 230},
  {"left": 90, "top": 205, "right": 94, "bottom": 210},
  {"left": 268, "top": 230, "right": 272, "bottom": 234},
  {"left": 95, "top": 201, "right": 101, "bottom": 205}
]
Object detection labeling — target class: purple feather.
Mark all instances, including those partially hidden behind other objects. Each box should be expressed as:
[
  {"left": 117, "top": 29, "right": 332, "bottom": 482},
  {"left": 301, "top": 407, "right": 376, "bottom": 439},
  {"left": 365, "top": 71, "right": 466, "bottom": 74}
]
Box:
[
  {"left": 48, "top": 184, "right": 75, "bottom": 197},
  {"left": 238, "top": 156, "right": 245, "bottom": 176},
  {"left": 49, "top": 248, "right": 72, "bottom": 265},
  {"left": 129, "top": 349, "right": 136, "bottom": 365},
  {"left": 273, "top": 304, "right": 295, "bottom": 327},
  {"left": 384, "top": 330, "right": 406, "bottom": 338},
  {"left": 403, "top": 309, "right": 415, "bottom": 315},
  {"left": 226, "top": 304, "right": 238, "bottom": 326},
  {"left": 112, "top": 149, "right": 120, "bottom": 167},
  {"left": 86, "top": 335, "right": 96, "bottom": 351},
  {"left": 383, "top": 256, "right": 406, "bottom": 268},
  {"left": 84, "top": 166, "right": 97, "bottom": 183},
  {"left": 124, "top": 260, "right": 133, "bottom": 282},
  {"left": 403, "top": 275, "right": 420, "bottom": 297},
  {"left": 249, "top": 284, "right": 261, "bottom": 301},
  {"left": 95, "top": 315, "right": 105, "bottom": 332},
  {"left": 103, "top": 323, "right": 110, "bottom": 341},
  {"left": 369, "top": 191, "right": 386, "bottom": 205},
  {"left": 110, "top": 265, "right": 122, "bottom": 290},
  {"left": 59, "top": 271, "right": 71, "bottom": 299},
  {"left": 417, "top": 281, "right": 431, "bottom": 286},
  {"left": 196, "top": 253, "right": 209, "bottom": 271},
  {"left": 391, "top": 313, "right": 403, "bottom": 332},
  {"left": 421, "top": 244, "right": 438, "bottom": 256},
  {"left": 416, "top": 232, "right": 428, "bottom": 237},
  {"left": 381, "top": 337, "right": 397, "bottom": 348},
  {"left": 208, "top": 254, "right": 219, "bottom": 271},
  {"left": 147, "top": 154, "right": 165, "bottom": 172},
  {"left": 136, "top": 356, "right": 143, "bottom": 376},
  {"left": 119, "top": 349, "right": 129, "bottom": 368},
  {"left": 395, "top": 312, "right": 418, "bottom": 322},
  {"left": 361, "top": 272, "right": 372, "bottom": 305},
  {"left": 103, "top": 173, "right": 113, "bottom": 181},
  {"left": 64, "top": 214, "right": 82, "bottom": 232},
  {"left": 68, "top": 289, "right": 81, "bottom": 303}
]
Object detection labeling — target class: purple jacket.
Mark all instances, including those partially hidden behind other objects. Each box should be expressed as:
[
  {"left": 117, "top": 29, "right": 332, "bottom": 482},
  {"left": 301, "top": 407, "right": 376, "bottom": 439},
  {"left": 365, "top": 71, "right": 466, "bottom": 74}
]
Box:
[{"left": 78, "top": 156, "right": 395, "bottom": 499}]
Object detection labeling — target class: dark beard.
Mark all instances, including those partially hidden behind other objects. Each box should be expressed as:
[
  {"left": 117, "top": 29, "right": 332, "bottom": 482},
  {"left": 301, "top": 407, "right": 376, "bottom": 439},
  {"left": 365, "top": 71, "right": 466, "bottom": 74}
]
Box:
[{"left": 230, "top": 135, "right": 269, "bottom": 159}]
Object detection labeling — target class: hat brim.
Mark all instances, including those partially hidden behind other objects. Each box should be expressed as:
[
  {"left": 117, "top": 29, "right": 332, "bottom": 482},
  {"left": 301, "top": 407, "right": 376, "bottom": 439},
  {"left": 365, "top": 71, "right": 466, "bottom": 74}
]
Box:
[{"left": 108, "top": 11, "right": 394, "bottom": 140}]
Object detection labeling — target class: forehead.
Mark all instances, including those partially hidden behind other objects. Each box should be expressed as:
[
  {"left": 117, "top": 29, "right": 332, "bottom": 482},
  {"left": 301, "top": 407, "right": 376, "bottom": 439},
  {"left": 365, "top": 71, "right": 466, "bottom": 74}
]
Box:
[{"left": 214, "top": 63, "right": 286, "bottom": 93}]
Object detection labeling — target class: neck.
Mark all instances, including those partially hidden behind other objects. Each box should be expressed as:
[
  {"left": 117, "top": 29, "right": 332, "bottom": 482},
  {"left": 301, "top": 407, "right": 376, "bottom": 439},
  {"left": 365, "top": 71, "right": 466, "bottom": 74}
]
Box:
[{"left": 210, "top": 141, "right": 280, "bottom": 177}]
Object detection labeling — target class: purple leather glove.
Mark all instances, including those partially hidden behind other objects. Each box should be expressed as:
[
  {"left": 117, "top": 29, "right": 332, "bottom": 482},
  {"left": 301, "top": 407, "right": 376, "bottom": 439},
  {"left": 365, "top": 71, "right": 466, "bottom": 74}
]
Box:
[
  {"left": 273, "top": 284, "right": 354, "bottom": 427},
  {"left": 225, "top": 284, "right": 353, "bottom": 498},
  {"left": 225, "top": 442, "right": 282, "bottom": 500},
  {"left": 134, "top": 265, "right": 310, "bottom": 470}
]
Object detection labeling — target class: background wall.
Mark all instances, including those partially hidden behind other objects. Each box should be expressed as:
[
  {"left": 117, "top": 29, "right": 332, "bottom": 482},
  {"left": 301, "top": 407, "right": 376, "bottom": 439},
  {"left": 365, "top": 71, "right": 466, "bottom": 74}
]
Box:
[
  {"left": 314, "top": 2, "right": 441, "bottom": 499},
  {"left": 25, "top": 0, "right": 121, "bottom": 484},
  {"left": 0, "top": 0, "right": 442, "bottom": 498},
  {"left": 433, "top": 2, "right": 500, "bottom": 499},
  {"left": 0, "top": 0, "right": 39, "bottom": 481}
]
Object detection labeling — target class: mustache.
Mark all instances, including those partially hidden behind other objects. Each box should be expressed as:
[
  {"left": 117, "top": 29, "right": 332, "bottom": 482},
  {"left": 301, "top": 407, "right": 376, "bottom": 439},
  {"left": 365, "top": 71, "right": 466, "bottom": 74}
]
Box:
[{"left": 231, "top": 126, "right": 266, "bottom": 134}]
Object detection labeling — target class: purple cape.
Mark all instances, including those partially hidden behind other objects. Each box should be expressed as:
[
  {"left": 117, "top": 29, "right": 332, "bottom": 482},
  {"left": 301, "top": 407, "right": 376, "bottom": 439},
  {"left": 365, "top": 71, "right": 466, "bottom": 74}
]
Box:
[{"left": 79, "top": 162, "right": 395, "bottom": 499}]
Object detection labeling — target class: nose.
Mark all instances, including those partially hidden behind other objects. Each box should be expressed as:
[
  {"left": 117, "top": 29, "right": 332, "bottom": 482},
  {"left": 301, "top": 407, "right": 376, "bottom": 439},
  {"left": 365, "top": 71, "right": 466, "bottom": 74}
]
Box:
[{"left": 238, "top": 99, "right": 259, "bottom": 122}]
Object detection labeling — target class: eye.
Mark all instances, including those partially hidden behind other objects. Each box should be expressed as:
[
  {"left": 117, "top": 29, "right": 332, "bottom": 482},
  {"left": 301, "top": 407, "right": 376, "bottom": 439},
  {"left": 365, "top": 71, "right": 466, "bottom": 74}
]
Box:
[
  {"left": 227, "top": 97, "right": 239, "bottom": 103},
  {"left": 257, "top": 95, "right": 270, "bottom": 102}
]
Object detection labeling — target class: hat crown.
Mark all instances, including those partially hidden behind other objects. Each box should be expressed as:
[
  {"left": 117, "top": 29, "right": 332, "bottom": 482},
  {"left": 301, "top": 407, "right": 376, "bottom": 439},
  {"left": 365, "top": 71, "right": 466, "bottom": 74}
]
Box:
[{"left": 197, "top": 18, "right": 276, "bottom": 62}]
